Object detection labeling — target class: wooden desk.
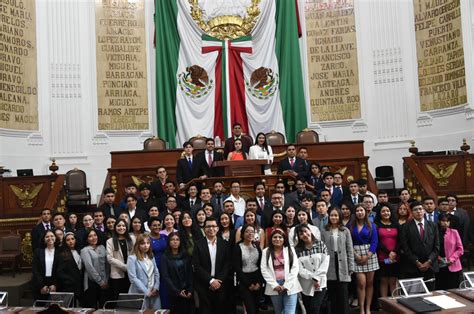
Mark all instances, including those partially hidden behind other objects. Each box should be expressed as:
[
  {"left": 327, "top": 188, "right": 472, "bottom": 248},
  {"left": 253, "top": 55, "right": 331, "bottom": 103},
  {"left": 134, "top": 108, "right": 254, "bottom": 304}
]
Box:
[
  {"left": 214, "top": 160, "right": 269, "bottom": 176},
  {"left": 105, "top": 141, "right": 372, "bottom": 203},
  {"left": 449, "top": 289, "right": 474, "bottom": 302},
  {"left": 379, "top": 291, "right": 474, "bottom": 313}
]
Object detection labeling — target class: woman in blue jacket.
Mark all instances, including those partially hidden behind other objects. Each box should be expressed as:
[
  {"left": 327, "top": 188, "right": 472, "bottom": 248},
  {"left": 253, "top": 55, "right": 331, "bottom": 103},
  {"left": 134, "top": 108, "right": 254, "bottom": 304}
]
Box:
[{"left": 127, "top": 233, "right": 161, "bottom": 310}]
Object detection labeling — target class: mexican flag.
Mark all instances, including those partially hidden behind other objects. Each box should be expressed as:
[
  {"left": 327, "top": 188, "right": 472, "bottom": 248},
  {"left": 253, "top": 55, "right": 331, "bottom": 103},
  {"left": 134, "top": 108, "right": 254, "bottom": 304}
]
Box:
[{"left": 156, "top": 0, "right": 307, "bottom": 148}]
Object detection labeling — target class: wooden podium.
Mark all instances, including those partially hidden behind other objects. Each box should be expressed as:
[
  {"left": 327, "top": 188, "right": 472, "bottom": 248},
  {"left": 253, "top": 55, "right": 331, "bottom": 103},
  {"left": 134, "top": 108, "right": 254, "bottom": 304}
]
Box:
[{"left": 214, "top": 160, "right": 269, "bottom": 176}]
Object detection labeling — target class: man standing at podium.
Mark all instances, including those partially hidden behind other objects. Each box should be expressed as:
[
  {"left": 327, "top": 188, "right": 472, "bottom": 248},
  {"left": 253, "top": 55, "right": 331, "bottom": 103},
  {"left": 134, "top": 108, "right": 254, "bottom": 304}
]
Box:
[{"left": 195, "top": 138, "right": 224, "bottom": 178}]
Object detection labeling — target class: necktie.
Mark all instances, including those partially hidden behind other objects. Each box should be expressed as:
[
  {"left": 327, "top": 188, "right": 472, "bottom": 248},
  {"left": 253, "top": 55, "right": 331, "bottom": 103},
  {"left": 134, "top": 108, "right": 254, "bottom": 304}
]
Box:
[
  {"left": 290, "top": 158, "right": 294, "bottom": 168},
  {"left": 188, "top": 158, "right": 192, "bottom": 169},
  {"left": 418, "top": 222, "right": 424, "bottom": 240},
  {"left": 259, "top": 198, "right": 264, "bottom": 209},
  {"left": 429, "top": 213, "right": 433, "bottom": 222},
  {"left": 190, "top": 200, "right": 194, "bottom": 207},
  {"left": 208, "top": 153, "right": 213, "bottom": 167},
  {"left": 353, "top": 196, "right": 357, "bottom": 204},
  {"left": 216, "top": 196, "right": 221, "bottom": 209},
  {"left": 45, "top": 224, "right": 50, "bottom": 230}
]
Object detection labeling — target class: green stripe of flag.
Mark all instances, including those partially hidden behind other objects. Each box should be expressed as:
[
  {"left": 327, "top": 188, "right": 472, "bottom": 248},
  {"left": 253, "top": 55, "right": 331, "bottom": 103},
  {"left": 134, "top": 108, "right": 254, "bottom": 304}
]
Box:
[
  {"left": 275, "top": 0, "right": 307, "bottom": 143},
  {"left": 155, "top": 0, "right": 179, "bottom": 148}
]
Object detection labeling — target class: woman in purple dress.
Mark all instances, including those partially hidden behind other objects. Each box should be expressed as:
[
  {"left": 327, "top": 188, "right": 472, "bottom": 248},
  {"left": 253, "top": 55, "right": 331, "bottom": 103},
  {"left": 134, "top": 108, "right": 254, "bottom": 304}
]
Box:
[{"left": 148, "top": 217, "right": 169, "bottom": 309}]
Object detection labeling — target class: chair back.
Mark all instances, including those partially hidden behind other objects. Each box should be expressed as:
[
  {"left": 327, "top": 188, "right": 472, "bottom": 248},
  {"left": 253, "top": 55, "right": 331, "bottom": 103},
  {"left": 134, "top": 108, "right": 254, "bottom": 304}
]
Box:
[
  {"left": 242, "top": 134, "right": 253, "bottom": 145},
  {"left": 65, "top": 169, "right": 87, "bottom": 193},
  {"left": 189, "top": 135, "right": 208, "bottom": 149},
  {"left": 143, "top": 137, "right": 166, "bottom": 150},
  {"left": 0, "top": 234, "right": 20, "bottom": 254},
  {"left": 265, "top": 130, "right": 285, "bottom": 146},
  {"left": 296, "top": 128, "right": 319, "bottom": 144},
  {"left": 375, "top": 166, "right": 394, "bottom": 178}
]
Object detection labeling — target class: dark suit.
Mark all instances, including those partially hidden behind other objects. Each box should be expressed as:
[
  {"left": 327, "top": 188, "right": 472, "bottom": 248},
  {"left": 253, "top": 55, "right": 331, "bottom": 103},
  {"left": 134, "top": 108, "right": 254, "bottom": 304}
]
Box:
[
  {"left": 182, "top": 198, "right": 202, "bottom": 213},
  {"left": 277, "top": 157, "right": 307, "bottom": 177},
  {"left": 136, "top": 196, "right": 157, "bottom": 214},
  {"left": 210, "top": 194, "right": 229, "bottom": 213},
  {"left": 32, "top": 248, "right": 61, "bottom": 301},
  {"left": 195, "top": 150, "right": 225, "bottom": 177},
  {"left": 57, "top": 248, "right": 82, "bottom": 299},
  {"left": 400, "top": 219, "right": 439, "bottom": 287},
  {"left": 176, "top": 156, "right": 199, "bottom": 185},
  {"left": 224, "top": 136, "right": 252, "bottom": 158},
  {"left": 330, "top": 186, "right": 343, "bottom": 207},
  {"left": 192, "top": 237, "right": 231, "bottom": 314},
  {"left": 343, "top": 193, "right": 363, "bottom": 206},
  {"left": 453, "top": 207, "right": 470, "bottom": 245},
  {"left": 32, "top": 222, "right": 51, "bottom": 251},
  {"left": 256, "top": 197, "right": 272, "bottom": 228},
  {"left": 98, "top": 203, "right": 119, "bottom": 218},
  {"left": 424, "top": 210, "right": 439, "bottom": 223},
  {"left": 150, "top": 179, "right": 167, "bottom": 199}
]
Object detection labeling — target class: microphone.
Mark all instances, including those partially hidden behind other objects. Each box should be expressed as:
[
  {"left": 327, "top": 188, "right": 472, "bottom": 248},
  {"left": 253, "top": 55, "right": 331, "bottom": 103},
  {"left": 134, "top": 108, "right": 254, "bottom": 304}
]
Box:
[{"left": 391, "top": 278, "right": 435, "bottom": 298}]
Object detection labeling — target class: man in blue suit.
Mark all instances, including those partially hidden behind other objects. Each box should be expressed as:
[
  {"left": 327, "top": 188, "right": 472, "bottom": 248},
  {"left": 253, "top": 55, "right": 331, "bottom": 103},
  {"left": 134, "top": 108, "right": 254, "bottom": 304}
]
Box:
[{"left": 319, "top": 172, "right": 342, "bottom": 208}]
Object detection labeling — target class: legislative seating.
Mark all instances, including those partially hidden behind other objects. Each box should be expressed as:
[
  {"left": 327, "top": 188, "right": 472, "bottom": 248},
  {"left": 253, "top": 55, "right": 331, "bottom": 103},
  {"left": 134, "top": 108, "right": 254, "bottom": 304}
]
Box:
[
  {"left": 296, "top": 128, "right": 319, "bottom": 144},
  {"left": 143, "top": 137, "right": 166, "bottom": 150},
  {"left": 189, "top": 135, "right": 207, "bottom": 149},
  {"left": 265, "top": 130, "right": 285, "bottom": 146},
  {"left": 65, "top": 169, "right": 91, "bottom": 207},
  {"left": 374, "top": 165, "right": 396, "bottom": 195},
  {"left": 0, "top": 233, "right": 21, "bottom": 277}
]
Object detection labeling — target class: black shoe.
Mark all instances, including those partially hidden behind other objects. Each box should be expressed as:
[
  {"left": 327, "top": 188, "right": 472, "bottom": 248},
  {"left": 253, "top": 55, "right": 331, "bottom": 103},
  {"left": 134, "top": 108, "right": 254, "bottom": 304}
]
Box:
[{"left": 259, "top": 303, "right": 268, "bottom": 311}]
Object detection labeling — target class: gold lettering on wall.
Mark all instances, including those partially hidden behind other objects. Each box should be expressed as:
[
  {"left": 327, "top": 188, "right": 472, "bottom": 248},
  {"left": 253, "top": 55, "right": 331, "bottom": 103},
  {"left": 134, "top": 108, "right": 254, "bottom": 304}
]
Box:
[
  {"left": 0, "top": 0, "right": 38, "bottom": 130},
  {"left": 414, "top": 0, "right": 466, "bottom": 111},
  {"left": 96, "top": 0, "right": 148, "bottom": 130},
  {"left": 305, "top": 0, "right": 360, "bottom": 122}
]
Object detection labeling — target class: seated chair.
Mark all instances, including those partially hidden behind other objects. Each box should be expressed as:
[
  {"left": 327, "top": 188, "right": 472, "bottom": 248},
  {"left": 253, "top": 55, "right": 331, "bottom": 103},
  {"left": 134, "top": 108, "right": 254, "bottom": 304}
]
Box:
[
  {"left": 296, "top": 128, "right": 319, "bottom": 144},
  {"left": 143, "top": 137, "right": 166, "bottom": 150},
  {"left": 374, "top": 166, "right": 396, "bottom": 195},
  {"left": 189, "top": 135, "right": 207, "bottom": 149},
  {"left": 265, "top": 130, "right": 285, "bottom": 146},
  {"left": 0, "top": 233, "right": 21, "bottom": 277},
  {"left": 64, "top": 169, "right": 91, "bottom": 207}
]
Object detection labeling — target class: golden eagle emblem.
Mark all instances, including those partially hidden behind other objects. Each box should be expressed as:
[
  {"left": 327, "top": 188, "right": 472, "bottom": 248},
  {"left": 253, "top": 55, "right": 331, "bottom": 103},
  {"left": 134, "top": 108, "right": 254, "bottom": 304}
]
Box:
[
  {"left": 425, "top": 163, "right": 457, "bottom": 186},
  {"left": 9, "top": 183, "right": 43, "bottom": 208},
  {"left": 131, "top": 175, "right": 155, "bottom": 188}
]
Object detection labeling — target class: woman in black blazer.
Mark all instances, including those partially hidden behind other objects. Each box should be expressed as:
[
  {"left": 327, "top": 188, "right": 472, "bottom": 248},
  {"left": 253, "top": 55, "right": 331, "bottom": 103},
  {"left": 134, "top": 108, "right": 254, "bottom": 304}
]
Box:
[
  {"left": 32, "top": 230, "right": 60, "bottom": 302},
  {"left": 160, "top": 232, "right": 194, "bottom": 314},
  {"left": 233, "top": 224, "right": 264, "bottom": 314},
  {"left": 57, "top": 232, "right": 83, "bottom": 305}
]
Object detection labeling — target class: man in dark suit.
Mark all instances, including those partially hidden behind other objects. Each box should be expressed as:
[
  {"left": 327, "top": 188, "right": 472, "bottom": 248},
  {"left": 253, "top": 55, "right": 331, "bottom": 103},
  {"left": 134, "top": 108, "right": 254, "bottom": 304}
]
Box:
[
  {"left": 98, "top": 187, "right": 119, "bottom": 218},
  {"left": 223, "top": 122, "right": 252, "bottom": 158},
  {"left": 150, "top": 166, "right": 168, "bottom": 199},
  {"left": 254, "top": 181, "right": 271, "bottom": 227},
  {"left": 182, "top": 183, "right": 202, "bottom": 213},
  {"left": 158, "top": 180, "right": 186, "bottom": 211},
  {"left": 176, "top": 141, "right": 199, "bottom": 189},
  {"left": 277, "top": 144, "right": 307, "bottom": 177},
  {"left": 333, "top": 172, "right": 349, "bottom": 199},
  {"left": 286, "top": 177, "right": 314, "bottom": 205},
  {"left": 447, "top": 193, "right": 470, "bottom": 246},
  {"left": 319, "top": 172, "right": 343, "bottom": 208},
  {"left": 437, "top": 197, "right": 463, "bottom": 240},
  {"left": 400, "top": 201, "right": 439, "bottom": 290},
  {"left": 192, "top": 217, "right": 230, "bottom": 314},
  {"left": 210, "top": 181, "right": 228, "bottom": 213},
  {"left": 136, "top": 183, "right": 157, "bottom": 214},
  {"left": 195, "top": 138, "right": 224, "bottom": 178},
  {"left": 32, "top": 208, "right": 52, "bottom": 250},
  {"left": 423, "top": 196, "right": 439, "bottom": 223},
  {"left": 262, "top": 192, "right": 285, "bottom": 228},
  {"left": 342, "top": 180, "right": 363, "bottom": 206}
]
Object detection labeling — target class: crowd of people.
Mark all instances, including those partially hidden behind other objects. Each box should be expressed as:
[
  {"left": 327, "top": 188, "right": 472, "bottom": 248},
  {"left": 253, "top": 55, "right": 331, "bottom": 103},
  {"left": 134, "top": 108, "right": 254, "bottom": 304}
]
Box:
[{"left": 30, "top": 124, "right": 472, "bottom": 313}]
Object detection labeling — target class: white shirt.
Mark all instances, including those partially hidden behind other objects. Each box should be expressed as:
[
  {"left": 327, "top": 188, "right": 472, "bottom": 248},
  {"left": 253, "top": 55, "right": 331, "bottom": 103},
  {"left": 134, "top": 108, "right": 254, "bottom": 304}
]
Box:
[
  {"left": 226, "top": 194, "right": 246, "bottom": 217},
  {"left": 207, "top": 237, "right": 217, "bottom": 278},
  {"left": 45, "top": 248, "right": 55, "bottom": 277},
  {"left": 415, "top": 219, "right": 425, "bottom": 235},
  {"left": 128, "top": 208, "right": 136, "bottom": 218}
]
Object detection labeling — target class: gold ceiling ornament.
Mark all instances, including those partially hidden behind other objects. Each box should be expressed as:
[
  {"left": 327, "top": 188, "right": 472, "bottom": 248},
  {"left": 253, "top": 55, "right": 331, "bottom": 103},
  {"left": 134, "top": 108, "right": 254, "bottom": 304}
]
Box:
[
  {"left": 188, "top": 0, "right": 261, "bottom": 40},
  {"left": 426, "top": 162, "right": 458, "bottom": 187},
  {"left": 9, "top": 183, "right": 43, "bottom": 208}
]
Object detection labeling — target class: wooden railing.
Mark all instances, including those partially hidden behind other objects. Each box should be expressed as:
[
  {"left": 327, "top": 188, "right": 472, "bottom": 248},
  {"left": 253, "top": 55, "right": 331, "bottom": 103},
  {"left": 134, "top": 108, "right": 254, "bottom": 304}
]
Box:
[{"left": 403, "top": 157, "right": 439, "bottom": 202}]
